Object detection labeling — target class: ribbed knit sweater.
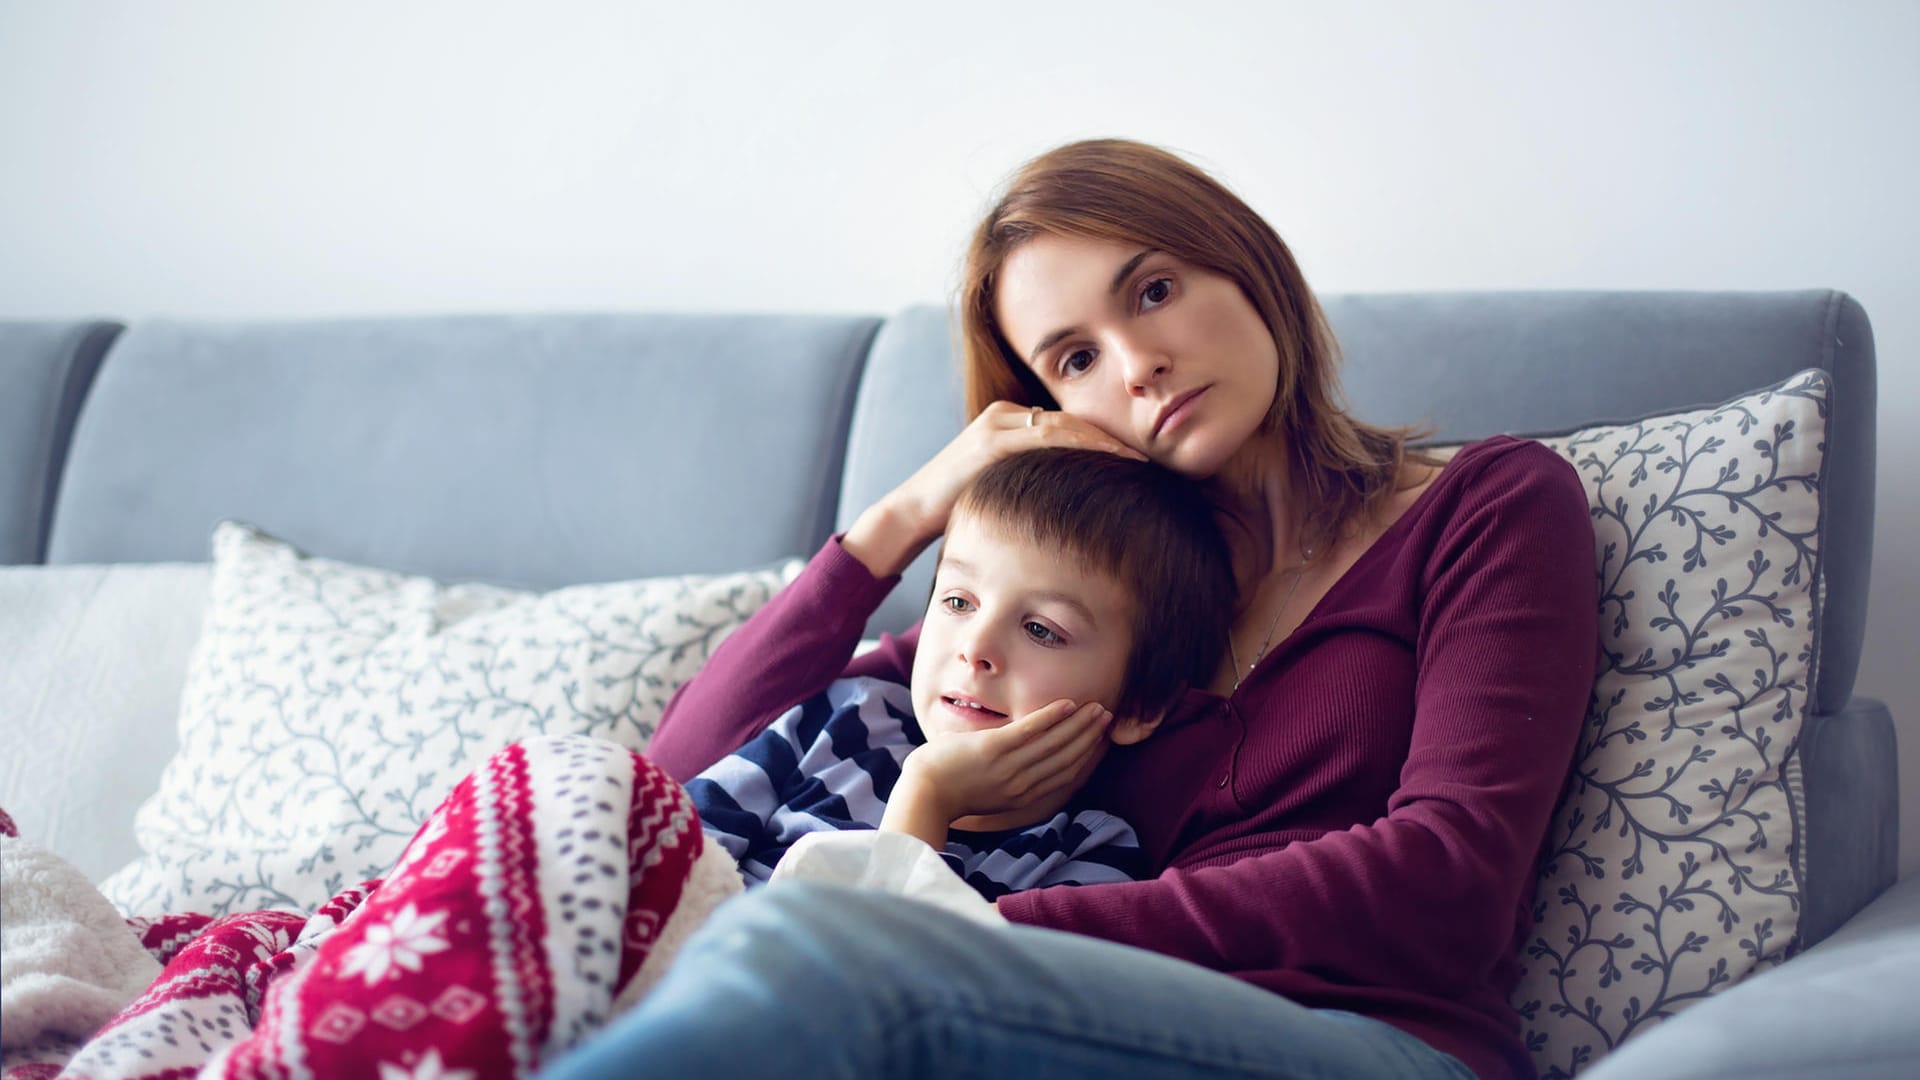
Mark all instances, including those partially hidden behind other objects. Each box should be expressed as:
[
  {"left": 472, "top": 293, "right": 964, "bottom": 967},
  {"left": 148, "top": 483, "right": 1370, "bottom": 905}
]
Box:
[{"left": 649, "top": 436, "right": 1598, "bottom": 1080}]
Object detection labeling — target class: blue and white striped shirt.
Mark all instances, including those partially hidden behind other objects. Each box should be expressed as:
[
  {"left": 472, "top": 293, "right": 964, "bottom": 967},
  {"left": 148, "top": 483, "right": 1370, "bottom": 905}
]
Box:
[{"left": 686, "top": 677, "right": 1144, "bottom": 900}]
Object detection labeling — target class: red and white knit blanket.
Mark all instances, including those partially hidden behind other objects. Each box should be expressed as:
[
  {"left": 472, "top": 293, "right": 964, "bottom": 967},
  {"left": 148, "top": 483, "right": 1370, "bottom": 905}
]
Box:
[{"left": 10, "top": 736, "right": 738, "bottom": 1080}]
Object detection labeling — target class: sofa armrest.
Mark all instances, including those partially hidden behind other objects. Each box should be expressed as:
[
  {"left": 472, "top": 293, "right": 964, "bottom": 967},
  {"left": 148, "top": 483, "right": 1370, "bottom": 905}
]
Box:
[
  {"left": 1580, "top": 870, "right": 1920, "bottom": 1079},
  {"left": 0, "top": 320, "right": 120, "bottom": 564},
  {"left": 1802, "top": 696, "right": 1900, "bottom": 946}
]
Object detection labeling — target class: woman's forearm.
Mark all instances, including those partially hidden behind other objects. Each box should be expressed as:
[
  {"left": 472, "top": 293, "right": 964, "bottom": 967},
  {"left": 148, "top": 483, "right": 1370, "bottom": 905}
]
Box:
[
  {"left": 840, "top": 400, "right": 1146, "bottom": 578},
  {"left": 647, "top": 539, "right": 896, "bottom": 780},
  {"left": 839, "top": 496, "right": 938, "bottom": 580}
]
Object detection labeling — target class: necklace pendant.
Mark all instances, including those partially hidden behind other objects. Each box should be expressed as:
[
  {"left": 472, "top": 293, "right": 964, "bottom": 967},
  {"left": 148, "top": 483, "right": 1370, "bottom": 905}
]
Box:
[{"left": 1226, "top": 556, "right": 1312, "bottom": 696}]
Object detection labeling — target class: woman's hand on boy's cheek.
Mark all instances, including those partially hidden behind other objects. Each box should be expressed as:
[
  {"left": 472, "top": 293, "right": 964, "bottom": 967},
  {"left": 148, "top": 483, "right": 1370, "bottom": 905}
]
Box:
[{"left": 900, "top": 698, "right": 1113, "bottom": 823}]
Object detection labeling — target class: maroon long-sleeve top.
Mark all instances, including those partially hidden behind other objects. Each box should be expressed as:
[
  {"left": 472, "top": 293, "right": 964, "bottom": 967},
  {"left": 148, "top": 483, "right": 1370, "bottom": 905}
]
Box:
[{"left": 650, "top": 436, "right": 1598, "bottom": 1080}]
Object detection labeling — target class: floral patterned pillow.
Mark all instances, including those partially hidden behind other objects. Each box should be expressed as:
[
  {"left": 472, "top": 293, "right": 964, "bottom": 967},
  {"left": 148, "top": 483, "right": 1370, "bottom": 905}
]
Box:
[
  {"left": 1516, "top": 369, "right": 1829, "bottom": 1077},
  {"left": 99, "top": 522, "right": 799, "bottom": 918}
]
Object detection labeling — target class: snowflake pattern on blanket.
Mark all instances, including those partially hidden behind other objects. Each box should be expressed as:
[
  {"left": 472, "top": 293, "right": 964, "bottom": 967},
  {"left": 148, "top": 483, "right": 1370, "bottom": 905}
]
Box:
[{"left": 44, "top": 736, "right": 714, "bottom": 1080}]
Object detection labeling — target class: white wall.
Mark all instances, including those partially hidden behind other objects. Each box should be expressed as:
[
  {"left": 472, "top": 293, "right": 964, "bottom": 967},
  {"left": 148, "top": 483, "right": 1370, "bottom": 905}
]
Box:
[{"left": 4, "top": 1, "right": 1917, "bottom": 870}]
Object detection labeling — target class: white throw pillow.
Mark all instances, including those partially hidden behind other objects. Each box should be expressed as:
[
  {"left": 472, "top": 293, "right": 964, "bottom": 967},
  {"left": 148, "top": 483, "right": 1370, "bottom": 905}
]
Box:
[
  {"left": 99, "top": 522, "right": 800, "bottom": 918},
  {"left": 1516, "top": 369, "right": 1829, "bottom": 1077}
]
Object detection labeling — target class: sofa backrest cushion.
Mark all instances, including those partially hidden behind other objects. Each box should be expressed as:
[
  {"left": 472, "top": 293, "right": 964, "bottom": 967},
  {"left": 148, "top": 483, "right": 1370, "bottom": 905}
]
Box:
[
  {"left": 46, "top": 314, "right": 879, "bottom": 589},
  {"left": 834, "top": 305, "right": 965, "bottom": 636}
]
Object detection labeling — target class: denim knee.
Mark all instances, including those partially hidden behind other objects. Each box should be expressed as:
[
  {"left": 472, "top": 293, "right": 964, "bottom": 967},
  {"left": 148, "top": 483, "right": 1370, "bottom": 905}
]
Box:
[
  {"left": 643, "top": 881, "right": 919, "bottom": 1055},
  {"left": 684, "top": 881, "right": 873, "bottom": 967}
]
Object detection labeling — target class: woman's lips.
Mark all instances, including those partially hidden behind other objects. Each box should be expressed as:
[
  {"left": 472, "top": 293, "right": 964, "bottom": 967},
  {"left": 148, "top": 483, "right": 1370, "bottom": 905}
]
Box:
[{"left": 1154, "top": 386, "right": 1209, "bottom": 440}]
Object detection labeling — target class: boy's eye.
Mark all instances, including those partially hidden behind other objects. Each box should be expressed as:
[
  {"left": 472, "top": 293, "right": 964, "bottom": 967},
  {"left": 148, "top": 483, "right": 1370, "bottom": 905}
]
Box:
[
  {"left": 1024, "top": 621, "right": 1063, "bottom": 645},
  {"left": 942, "top": 596, "right": 974, "bottom": 614}
]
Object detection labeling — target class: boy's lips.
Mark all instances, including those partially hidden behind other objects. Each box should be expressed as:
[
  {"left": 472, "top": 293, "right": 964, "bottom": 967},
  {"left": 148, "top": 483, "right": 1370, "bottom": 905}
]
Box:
[{"left": 939, "top": 693, "right": 1008, "bottom": 722}]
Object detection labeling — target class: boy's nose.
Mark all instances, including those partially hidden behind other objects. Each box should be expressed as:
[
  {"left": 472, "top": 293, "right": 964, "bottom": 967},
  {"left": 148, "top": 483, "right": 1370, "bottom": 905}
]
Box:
[{"left": 958, "top": 630, "right": 1000, "bottom": 673}]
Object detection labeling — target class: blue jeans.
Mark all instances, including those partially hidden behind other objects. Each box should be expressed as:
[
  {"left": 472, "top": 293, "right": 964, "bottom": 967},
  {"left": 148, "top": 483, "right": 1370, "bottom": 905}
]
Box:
[{"left": 543, "top": 882, "right": 1477, "bottom": 1080}]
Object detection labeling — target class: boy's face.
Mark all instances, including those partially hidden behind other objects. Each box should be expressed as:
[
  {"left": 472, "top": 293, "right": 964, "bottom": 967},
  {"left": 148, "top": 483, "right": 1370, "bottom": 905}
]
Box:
[{"left": 910, "top": 510, "right": 1135, "bottom": 746}]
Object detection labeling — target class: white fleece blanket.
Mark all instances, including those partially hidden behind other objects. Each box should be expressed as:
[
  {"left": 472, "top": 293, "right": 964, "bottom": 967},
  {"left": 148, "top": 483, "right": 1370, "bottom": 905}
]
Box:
[{"left": 0, "top": 833, "right": 162, "bottom": 1068}]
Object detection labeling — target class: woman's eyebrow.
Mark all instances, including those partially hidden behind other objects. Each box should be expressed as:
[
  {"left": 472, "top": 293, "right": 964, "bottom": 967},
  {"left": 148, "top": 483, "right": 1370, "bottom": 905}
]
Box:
[
  {"left": 1025, "top": 248, "right": 1160, "bottom": 366},
  {"left": 1108, "top": 248, "right": 1158, "bottom": 294}
]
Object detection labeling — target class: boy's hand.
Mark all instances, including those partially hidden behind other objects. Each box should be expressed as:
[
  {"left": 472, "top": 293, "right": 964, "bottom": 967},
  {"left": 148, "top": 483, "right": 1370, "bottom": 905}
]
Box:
[{"left": 880, "top": 699, "right": 1113, "bottom": 848}]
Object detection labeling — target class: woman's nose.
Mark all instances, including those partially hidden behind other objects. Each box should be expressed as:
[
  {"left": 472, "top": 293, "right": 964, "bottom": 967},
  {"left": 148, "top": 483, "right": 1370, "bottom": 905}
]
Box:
[{"left": 1118, "top": 338, "right": 1171, "bottom": 394}]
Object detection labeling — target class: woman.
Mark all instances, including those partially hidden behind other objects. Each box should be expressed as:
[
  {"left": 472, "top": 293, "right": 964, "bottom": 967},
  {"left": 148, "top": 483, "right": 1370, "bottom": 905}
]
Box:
[{"left": 549, "top": 139, "right": 1598, "bottom": 1080}]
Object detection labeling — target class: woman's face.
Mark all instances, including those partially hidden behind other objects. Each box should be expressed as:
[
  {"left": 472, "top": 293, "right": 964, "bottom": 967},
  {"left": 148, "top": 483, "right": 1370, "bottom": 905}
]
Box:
[{"left": 993, "top": 234, "right": 1281, "bottom": 478}]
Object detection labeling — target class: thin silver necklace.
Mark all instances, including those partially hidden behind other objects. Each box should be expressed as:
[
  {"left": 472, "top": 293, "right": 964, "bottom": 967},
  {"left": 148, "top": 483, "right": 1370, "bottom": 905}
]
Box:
[{"left": 1228, "top": 548, "right": 1313, "bottom": 694}]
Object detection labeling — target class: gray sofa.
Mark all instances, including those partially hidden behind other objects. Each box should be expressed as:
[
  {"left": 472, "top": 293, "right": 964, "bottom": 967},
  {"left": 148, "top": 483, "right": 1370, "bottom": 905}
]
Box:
[{"left": 0, "top": 291, "right": 1910, "bottom": 1078}]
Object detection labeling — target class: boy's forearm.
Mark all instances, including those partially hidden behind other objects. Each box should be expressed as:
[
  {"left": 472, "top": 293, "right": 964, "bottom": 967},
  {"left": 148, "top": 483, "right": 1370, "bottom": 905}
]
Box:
[{"left": 878, "top": 775, "right": 951, "bottom": 851}]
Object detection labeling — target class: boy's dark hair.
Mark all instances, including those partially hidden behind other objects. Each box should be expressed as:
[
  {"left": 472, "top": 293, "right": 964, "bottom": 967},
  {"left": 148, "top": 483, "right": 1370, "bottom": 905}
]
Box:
[{"left": 952, "top": 447, "right": 1236, "bottom": 722}]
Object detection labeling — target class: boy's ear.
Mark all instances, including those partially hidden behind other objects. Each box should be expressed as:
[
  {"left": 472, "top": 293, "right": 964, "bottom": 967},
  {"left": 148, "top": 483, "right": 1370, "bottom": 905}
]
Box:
[{"left": 1108, "top": 708, "right": 1166, "bottom": 747}]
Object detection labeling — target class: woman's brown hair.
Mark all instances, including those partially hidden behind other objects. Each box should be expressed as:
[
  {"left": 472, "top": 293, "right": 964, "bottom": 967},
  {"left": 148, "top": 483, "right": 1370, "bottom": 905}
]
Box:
[{"left": 957, "top": 138, "right": 1430, "bottom": 565}]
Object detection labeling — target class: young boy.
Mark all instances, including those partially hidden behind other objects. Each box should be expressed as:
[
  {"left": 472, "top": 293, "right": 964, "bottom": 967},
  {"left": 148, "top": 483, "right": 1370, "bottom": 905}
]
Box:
[{"left": 685, "top": 446, "right": 1237, "bottom": 900}]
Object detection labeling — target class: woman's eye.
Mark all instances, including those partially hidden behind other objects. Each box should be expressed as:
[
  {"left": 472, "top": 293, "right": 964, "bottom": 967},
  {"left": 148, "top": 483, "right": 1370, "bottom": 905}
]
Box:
[
  {"left": 942, "top": 596, "right": 973, "bottom": 614},
  {"left": 1024, "top": 621, "right": 1063, "bottom": 645},
  {"left": 1139, "top": 277, "right": 1173, "bottom": 311},
  {"left": 1059, "top": 349, "right": 1096, "bottom": 379}
]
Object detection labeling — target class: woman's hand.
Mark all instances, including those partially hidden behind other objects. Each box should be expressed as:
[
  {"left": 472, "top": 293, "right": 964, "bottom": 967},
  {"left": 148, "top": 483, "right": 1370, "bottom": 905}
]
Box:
[
  {"left": 841, "top": 401, "right": 1147, "bottom": 578},
  {"left": 878, "top": 699, "right": 1114, "bottom": 849}
]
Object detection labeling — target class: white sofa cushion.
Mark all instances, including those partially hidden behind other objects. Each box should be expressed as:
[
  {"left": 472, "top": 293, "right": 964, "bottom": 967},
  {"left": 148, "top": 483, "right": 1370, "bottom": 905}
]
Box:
[
  {"left": 99, "top": 522, "right": 798, "bottom": 918},
  {"left": 0, "top": 563, "right": 210, "bottom": 882}
]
